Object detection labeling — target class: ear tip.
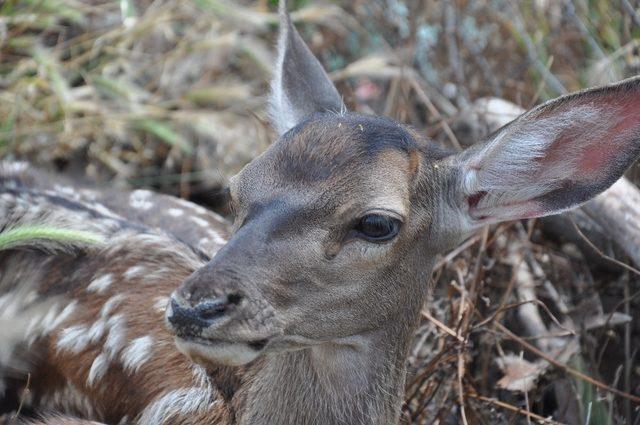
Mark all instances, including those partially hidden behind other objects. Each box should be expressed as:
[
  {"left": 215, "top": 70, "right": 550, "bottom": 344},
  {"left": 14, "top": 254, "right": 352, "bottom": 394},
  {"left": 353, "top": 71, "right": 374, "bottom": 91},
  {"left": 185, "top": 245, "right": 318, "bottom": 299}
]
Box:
[
  {"left": 278, "top": 0, "right": 290, "bottom": 23},
  {"left": 623, "top": 74, "right": 640, "bottom": 93}
]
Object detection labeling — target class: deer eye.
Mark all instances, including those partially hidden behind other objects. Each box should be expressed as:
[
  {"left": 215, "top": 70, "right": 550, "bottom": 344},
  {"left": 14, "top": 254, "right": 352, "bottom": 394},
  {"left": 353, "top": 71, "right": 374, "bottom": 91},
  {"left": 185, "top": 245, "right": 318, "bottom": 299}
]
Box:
[{"left": 355, "top": 214, "right": 401, "bottom": 242}]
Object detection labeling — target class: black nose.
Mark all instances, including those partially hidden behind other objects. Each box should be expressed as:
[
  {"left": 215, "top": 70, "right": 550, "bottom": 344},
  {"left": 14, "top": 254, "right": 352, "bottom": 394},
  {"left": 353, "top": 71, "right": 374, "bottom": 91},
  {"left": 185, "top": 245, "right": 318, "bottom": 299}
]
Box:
[{"left": 167, "top": 294, "right": 243, "bottom": 334}]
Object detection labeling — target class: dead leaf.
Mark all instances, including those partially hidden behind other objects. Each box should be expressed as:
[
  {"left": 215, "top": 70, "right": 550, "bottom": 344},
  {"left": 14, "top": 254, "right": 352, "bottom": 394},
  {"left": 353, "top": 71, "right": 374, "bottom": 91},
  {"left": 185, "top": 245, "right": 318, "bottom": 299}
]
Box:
[{"left": 496, "top": 354, "right": 547, "bottom": 393}]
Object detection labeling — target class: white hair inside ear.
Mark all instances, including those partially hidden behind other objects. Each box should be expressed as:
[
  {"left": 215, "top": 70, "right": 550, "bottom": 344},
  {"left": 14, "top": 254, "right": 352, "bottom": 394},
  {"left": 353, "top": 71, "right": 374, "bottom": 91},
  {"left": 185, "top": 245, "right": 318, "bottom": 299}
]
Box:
[{"left": 449, "top": 76, "right": 640, "bottom": 227}]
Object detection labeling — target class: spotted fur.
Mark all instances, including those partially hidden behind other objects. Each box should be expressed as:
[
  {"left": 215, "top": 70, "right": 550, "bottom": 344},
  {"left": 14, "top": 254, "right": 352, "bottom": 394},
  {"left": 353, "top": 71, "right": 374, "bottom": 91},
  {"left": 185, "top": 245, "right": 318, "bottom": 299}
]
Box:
[{"left": 0, "top": 163, "right": 228, "bottom": 424}]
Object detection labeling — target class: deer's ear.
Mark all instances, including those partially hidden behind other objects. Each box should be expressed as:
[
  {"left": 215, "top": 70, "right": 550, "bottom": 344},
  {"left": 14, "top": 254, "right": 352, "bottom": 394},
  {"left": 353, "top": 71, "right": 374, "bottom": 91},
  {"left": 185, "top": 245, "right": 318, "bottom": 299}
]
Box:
[
  {"left": 268, "top": 0, "right": 345, "bottom": 136},
  {"left": 448, "top": 77, "right": 640, "bottom": 228}
]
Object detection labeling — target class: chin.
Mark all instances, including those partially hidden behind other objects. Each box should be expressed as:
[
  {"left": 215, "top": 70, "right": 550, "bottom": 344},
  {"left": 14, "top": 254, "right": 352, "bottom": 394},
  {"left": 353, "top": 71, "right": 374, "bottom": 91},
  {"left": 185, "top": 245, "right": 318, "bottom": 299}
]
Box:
[{"left": 174, "top": 337, "right": 261, "bottom": 367}]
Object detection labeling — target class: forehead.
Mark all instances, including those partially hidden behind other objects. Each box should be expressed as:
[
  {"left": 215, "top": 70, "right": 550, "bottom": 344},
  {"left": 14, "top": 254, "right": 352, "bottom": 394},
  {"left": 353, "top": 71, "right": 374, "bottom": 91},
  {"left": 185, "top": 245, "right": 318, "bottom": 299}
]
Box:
[
  {"left": 273, "top": 113, "right": 420, "bottom": 182},
  {"left": 232, "top": 113, "right": 423, "bottom": 212}
]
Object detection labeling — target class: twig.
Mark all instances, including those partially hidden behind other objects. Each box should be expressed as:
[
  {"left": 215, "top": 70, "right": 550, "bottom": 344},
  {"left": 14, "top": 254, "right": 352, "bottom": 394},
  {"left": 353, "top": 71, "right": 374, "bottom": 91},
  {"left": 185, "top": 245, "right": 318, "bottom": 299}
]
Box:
[
  {"left": 422, "top": 310, "right": 464, "bottom": 343},
  {"left": 528, "top": 56, "right": 554, "bottom": 108},
  {"left": 565, "top": 0, "right": 606, "bottom": 59},
  {"left": 506, "top": 5, "right": 567, "bottom": 96},
  {"left": 457, "top": 349, "right": 470, "bottom": 425},
  {"left": 620, "top": 0, "right": 640, "bottom": 28},
  {"left": 11, "top": 373, "right": 31, "bottom": 420},
  {"left": 467, "top": 392, "right": 565, "bottom": 424},
  {"left": 570, "top": 218, "right": 640, "bottom": 278},
  {"left": 444, "top": 3, "right": 464, "bottom": 84},
  {"left": 433, "top": 233, "right": 481, "bottom": 271},
  {"left": 408, "top": 76, "right": 462, "bottom": 151},
  {"left": 624, "top": 274, "right": 632, "bottom": 424},
  {"left": 473, "top": 299, "right": 574, "bottom": 336},
  {"left": 525, "top": 388, "right": 532, "bottom": 425}
]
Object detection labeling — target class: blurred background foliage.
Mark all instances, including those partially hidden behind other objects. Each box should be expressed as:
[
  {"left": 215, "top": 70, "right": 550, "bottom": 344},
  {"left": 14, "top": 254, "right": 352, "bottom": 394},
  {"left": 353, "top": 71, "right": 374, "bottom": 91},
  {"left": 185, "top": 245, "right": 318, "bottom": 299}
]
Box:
[
  {"left": 2, "top": 1, "right": 640, "bottom": 423},
  {"left": 2, "top": 0, "right": 639, "bottom": 201}
]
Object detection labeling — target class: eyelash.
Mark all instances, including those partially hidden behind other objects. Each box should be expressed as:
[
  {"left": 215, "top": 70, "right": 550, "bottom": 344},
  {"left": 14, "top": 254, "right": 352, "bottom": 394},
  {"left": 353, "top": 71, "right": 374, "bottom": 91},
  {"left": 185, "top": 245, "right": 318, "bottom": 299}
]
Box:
[{"left": 353, "top": 214, "right": 401, "bottom": 243}]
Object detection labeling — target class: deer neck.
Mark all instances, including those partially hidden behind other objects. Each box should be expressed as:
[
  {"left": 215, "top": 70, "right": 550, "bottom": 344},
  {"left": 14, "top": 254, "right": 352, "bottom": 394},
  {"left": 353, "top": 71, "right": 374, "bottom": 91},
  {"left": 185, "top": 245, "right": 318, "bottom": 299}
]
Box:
[{"left": 234, "top": 317, "right": 419, "bottom": 425}]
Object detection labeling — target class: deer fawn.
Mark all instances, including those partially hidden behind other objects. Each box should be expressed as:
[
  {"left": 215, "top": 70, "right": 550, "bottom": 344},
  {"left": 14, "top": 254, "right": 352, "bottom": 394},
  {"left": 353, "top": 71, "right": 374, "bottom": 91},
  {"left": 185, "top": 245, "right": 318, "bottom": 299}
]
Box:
[{"left": 2, "top": 1, "right": 640, "bottom": 424}]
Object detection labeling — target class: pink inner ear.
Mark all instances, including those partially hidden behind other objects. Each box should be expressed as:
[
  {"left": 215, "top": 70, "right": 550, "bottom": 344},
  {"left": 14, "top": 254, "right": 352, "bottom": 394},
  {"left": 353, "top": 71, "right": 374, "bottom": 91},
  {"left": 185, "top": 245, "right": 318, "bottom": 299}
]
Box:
[
  {"left": 467, "top": 83, "right": 640, "bottom": 225},
  {"left": 577, "top": 140, "right": 615, "bottom": 174},
  {"left": 578, "top": 106, "right": 640, "bottom": 173},
  {"left": 544, "top": 96, "right": 640, "bottom": 179}
]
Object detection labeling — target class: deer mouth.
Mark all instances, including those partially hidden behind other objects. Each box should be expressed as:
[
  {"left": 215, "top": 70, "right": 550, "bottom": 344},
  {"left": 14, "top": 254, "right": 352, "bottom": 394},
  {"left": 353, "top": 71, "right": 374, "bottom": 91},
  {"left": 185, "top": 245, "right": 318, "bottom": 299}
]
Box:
[
  {"left": 165, "top": 296, "right": 278, "bottom": 365},
  {"left": 165, "top": 291, "right": 285, "bottom": 365},
  {"left": 173, "top": 334, "right": 271, "bottom": 366}
]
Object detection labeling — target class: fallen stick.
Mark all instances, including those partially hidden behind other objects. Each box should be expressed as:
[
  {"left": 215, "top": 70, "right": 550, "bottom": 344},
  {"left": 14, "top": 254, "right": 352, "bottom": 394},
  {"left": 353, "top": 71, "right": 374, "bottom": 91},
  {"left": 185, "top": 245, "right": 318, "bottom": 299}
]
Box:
[{"left": 582, "top": 177, "right": 640, "bottom": 268}]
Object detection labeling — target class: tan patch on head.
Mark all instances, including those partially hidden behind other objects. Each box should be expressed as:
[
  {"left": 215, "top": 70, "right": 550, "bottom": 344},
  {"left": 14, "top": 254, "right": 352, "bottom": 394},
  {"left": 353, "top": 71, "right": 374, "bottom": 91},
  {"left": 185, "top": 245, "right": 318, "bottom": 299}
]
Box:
[
  {"left": 364, "top": 148, "right": 413, "bottom": 216},
  {"left": 408, "top": 149, "right": 421, "bottom": 179}
]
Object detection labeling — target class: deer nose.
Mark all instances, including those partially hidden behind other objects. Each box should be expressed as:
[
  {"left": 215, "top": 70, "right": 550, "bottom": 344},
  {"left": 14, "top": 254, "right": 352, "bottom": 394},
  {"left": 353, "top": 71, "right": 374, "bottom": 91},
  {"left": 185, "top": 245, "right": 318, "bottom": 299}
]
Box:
[{"left": 167, "top": 293, "right": 243, "bottom": 333}]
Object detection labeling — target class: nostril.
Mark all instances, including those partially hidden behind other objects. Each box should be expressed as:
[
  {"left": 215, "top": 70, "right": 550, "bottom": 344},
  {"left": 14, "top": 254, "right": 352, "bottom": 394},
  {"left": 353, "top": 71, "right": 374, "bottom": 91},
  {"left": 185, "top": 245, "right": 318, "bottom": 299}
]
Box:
[
  {"left": 168, "top": 299, "right": 208, "bottom": 330},
  {"left": 247, "top": 339, "right": 268, "bottom": 351},
  {"left": 227, "top": 293, "right": 243, "bottom": 305},
  {"left": 169, "top": 293, "right": 243, "bottom": 331}
]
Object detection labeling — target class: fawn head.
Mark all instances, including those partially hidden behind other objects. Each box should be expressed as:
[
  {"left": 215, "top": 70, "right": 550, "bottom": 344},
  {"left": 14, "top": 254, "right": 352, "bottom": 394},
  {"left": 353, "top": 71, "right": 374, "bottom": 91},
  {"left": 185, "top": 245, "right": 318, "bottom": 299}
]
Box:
[{"left": 166, "top": 1, "right": 640, "bottom": 366}]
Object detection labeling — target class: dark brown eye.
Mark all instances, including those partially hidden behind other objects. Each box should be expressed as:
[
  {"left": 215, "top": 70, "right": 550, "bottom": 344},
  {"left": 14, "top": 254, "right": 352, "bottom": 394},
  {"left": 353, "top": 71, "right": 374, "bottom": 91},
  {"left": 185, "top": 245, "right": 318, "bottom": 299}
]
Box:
[{"left": 355, "top": 214, "right": 401, "bottom": 242}]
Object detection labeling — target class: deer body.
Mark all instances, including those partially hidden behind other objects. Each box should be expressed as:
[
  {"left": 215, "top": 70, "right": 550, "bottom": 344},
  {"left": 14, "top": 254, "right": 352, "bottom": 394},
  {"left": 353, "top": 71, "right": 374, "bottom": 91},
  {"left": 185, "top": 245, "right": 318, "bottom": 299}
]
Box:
[
  {"left": 2, "top": 1, "right": 640, "bottom": 424},
  {"left": 0, "top": 163, "right": 229, "bottom": 423},
  {"left": 0, "top": 162, "right": 415, "bottom": 425}
]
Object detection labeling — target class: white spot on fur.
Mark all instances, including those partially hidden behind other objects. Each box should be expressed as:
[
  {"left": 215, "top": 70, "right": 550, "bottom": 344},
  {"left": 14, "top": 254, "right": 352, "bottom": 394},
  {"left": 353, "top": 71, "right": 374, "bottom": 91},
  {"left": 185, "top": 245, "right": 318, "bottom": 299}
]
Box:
[
  {"left": 104, "top": 314, "right": 127, "bottom": 359},
  {"left": 153, "top": 297, "right": 169, "bottom": 313},
  {"left": 92, "top": 202, "right": 116, "bottom": 217},
  {"left": 101, "top": 294, "right": 125, "bottom": 317},
  {"left": 87, "top": 352, "right": 110, "bottom": 386},
  {"left": 205, "top": 210, "right": 227, "bottom": 226},
  {"left": 206, "top": 230, "right": 226, "bottom": 245},
  {"left": 88, "top": 295, "right": 127, "bottom": 345},
  {"left": 79, "top": 189, "right": 98, "bottom": 202},
  {"left": 87, "top": 274, "right": 114, "bottom": 294},
  {"left": 87, "top": 318, "right": 108, "bottom": 343},
  {"left": 191, "top": 364, "right": 210, "bottom": 388},
  {"left": 26, "top": 313, "right": 44, "bottom": 338},
  {"left": 0, "top": 161, "right": 28, "bottom": 175},
  {"left": 190, "top": 216, "right": 210, "bottom": 228},
  {"left": 121, "top": 335, "right": 154, "bottom": 373},
  {"left": 0, "top": 293, "right": 21, "bottom": 316},
  {"left": 129, "top": 190, "right": 154, "bottom": 211},
  {"left": 42, "top": 300, "right": 77, "bottom": 334},
  {"left": 138, "top": 386, "right": 216, "bottom": 424},
  {"left": 57, "top": 325, "right": 90, "bottom": 353},
  {"left": 124, "top": 265, "right": 145, "bottom": 280},
  {"left": 106, "top": 232, "right": 206, "bottom": 273},
  {"left": 39, "top": 382, "right": 97, "bottom": 419},
  {"left": 39, "top": 305, "right": 61, "bottom": 335},
  {"left": 197, "top": 237, "right": 211, "bottom": 250},
  {"left": 167, "top": 208, "right": 184, "bottom": 217},
  {"left": 24, "top": 290, "right": 38, "bottom": 304},
  {"left": 53, "top": 184, "right": 79, "bottom": 199}
]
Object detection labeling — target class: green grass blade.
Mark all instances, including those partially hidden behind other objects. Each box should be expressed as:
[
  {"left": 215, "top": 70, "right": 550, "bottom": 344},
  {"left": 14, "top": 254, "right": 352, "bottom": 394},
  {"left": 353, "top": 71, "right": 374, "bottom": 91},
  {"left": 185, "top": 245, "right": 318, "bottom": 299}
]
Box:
[
  {"left": 0, "top": 225, "right": 105, "bottom": 250},
  {"left": 133, "top": 118, "right": 193, "bottom": 155}
]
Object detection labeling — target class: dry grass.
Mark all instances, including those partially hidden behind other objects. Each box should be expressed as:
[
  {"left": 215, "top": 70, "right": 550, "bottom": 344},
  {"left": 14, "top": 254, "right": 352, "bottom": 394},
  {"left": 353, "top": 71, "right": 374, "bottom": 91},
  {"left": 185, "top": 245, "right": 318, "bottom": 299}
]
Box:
[{"left": 2, "top": 0, "right": 640, "bottom": 423}]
